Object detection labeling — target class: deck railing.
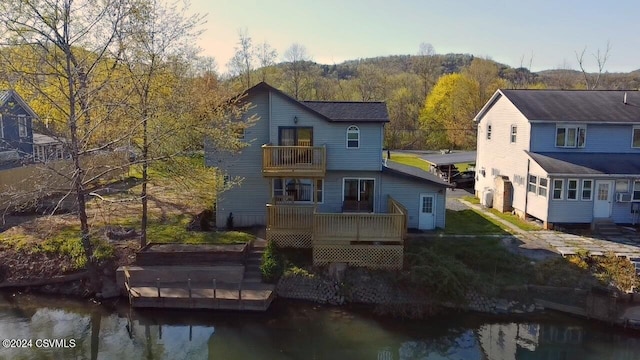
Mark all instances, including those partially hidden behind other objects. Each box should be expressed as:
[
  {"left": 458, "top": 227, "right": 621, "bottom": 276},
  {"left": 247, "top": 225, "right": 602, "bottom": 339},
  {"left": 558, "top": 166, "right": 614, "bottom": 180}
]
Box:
[
  {"left": 266, "top": 203, "right": 315, "bottom": 230},
  {"left": 313, "top": 212, "right": 404, "bottom": 244},
  {"left": 262, "top": 145, "right": 326, "bottom": 177}
]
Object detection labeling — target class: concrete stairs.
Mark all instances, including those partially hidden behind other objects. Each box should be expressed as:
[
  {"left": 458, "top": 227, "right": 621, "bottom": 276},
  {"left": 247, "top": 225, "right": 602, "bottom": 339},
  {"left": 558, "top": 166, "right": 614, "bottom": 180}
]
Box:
[
  {"left": 243, "top": 238, "right": 266, "bottom": 283},
  {"left": 593, "top": 219, "right": 624, "bottom": 237}
]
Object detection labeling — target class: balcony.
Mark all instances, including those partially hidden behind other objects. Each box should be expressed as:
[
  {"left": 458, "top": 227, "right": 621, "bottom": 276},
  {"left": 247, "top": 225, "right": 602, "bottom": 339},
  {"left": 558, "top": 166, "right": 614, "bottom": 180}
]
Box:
[{"left": 262, "top": 145, "right": 326, "bottom": 178}]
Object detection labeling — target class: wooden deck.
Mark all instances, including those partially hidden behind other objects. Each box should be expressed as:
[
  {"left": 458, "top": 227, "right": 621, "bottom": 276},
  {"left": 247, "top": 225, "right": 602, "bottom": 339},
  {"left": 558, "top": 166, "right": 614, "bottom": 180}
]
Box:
[
  {"left": 262, "top": 145, "right": 326, "bottom": 178},
  {"left": 121, "top": 266, "right": 275, "bottom": 311}
]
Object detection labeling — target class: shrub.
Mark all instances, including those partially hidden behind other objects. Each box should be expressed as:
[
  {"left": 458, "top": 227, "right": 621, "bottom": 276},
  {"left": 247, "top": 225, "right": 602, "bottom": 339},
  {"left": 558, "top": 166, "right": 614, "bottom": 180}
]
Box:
[{"left": 260, "top": 241, "right": 284, "bottom": 283}]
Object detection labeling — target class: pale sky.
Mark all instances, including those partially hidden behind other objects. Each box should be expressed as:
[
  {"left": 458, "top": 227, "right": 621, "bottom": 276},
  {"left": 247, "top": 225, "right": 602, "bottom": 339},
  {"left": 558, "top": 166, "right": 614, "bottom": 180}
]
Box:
[{"left": 187, "top": 0, "right": 640, "bottom": 74}]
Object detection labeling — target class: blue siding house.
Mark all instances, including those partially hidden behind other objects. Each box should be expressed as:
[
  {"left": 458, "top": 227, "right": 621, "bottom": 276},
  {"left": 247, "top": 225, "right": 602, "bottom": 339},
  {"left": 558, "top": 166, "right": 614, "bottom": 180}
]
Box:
[
  {"left": 475, "top": 89, "right": 640, "bottom": 228},
  {"left": 207, "top": 82, "right": 449, "bottom": 240},
  {"left": 0, "top": 90, "right": 36, "bottom": 168}
]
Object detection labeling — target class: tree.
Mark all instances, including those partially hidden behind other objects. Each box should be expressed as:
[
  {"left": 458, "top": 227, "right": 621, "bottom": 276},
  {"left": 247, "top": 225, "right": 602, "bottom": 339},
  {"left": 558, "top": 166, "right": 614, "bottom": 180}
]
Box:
[
  {"left": 575, "top": 41, "right": 611, "bottom": 90},
  {"left": 412, "top": 42, "right": 439, "bottom": 99},
  {"left": 227, "top": 29, "right": 254, "bottom": 90},
  {"left": 283, "top": 43, "right": 311, "bottom": 99},
  {"left": 0, "top": 0, "right": 134, "bottom": 291},
  {"left": 255, "top": 40, "right": 277, "bottom": 82}
]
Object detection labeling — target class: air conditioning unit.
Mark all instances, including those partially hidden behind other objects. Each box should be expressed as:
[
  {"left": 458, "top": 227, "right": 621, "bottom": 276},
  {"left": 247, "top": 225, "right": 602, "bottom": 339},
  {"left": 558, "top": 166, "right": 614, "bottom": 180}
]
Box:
[{"left": 616, "top": 192, "right": 632, "bottom": 202}]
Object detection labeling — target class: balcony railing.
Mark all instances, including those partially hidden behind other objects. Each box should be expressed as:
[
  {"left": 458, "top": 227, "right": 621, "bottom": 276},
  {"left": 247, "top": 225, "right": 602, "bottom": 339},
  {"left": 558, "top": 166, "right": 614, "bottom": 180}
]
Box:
[{"left": 262, "top": 145, "right": 326, "bottom": 177}]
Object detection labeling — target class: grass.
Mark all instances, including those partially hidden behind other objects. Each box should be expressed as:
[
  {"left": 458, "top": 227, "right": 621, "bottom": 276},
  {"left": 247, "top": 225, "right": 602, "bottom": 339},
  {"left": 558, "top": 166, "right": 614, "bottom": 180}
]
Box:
[
  {"left": 461, "top": 195, "right": 480, "bottom": 204},
  {"left": 387, "top": 154, "right": 432, "bottom": 171},
  {"left": 405, "top": 237, "right": 534, "bottom": 300},
  {"left": 444, "top": 209, "right": 508, "bottom": 234},
  {"left": 487, "top": 208, "right": 541, "bottom": 231},
  {"left": 146, "top": 216, "right": 254, "bottom": 244}
]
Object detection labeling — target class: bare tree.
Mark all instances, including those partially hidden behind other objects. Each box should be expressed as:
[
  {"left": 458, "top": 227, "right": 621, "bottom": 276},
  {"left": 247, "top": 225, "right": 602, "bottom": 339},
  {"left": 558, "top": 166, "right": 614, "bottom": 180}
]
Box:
[
  {"left": 227, "top": 29, "right": 254, "bottom": 89},
  {"left": 576, "top": 41, "right": 611, "bottom": 90},
  {"left": 0, "top": 0, "right": 133, "bottom": 291},
  {"left": 283, "top": 43, "right": 311, "bottom": 99},
  {"left": 255, "top": 40, "right": 277, "bottom": 83},
  {"left": 412, "top": 42, "right": 438, "bottom": 99}
]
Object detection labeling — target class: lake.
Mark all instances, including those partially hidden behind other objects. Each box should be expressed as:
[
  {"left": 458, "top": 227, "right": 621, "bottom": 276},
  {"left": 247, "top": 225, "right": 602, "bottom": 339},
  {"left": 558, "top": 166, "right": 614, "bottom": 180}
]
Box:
[{"left": 1, "top": 292, "right": 640, "bottom": 359}]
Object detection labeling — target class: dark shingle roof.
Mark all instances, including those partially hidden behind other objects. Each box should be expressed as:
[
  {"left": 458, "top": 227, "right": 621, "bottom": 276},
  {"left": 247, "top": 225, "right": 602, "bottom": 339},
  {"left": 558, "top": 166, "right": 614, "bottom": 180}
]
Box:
[
  {"left": 527, "top": 151, "right": 640, "bottom": 175},
  {"left": 383, "top": 160, "right": 451, "bottom": 187},
  {"left": 301, "top": 101, "right": 389, "bottom": 122},
  {"left": 501, "top": 90, "right": 640, "bottom": 123},
  {"left": 245, "top": 82, "right": 389, "bottom": 123}
]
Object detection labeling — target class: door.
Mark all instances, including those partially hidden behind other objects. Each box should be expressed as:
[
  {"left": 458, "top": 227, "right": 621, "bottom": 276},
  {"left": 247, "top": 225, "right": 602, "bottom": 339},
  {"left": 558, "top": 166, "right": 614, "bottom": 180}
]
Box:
[
  {"left": 593, "top": 180, "right": 613, "bottom": 218},
  {"left": 278, "top": 127, "right": 313, "bottom": 146},
  {"left": 419, "top": 194, "right": 436, "bottom": 230}
]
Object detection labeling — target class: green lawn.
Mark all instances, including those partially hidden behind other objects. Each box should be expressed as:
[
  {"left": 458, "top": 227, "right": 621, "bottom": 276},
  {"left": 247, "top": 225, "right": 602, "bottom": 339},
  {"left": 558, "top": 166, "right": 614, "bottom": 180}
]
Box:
[
  {"left": 487, "top": 208, "right": 541, "bottom": 231},
  {"left": 444, "top": 209, "right": 509, "bottom": 234},
  {"left": 387, "top": 154, "right": 432, "bottom": 171}
]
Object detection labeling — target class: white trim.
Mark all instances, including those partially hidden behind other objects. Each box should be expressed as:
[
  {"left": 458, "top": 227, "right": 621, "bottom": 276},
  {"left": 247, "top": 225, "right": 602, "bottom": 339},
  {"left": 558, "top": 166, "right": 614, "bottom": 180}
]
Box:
[
  {"left": 633, "top": 180, "right": 640, "bottom": 202},
  {"left": 346, "top": 125, "right": 360, "bottom": 149},
  {"left": 510, "top": 124, "right": 517, "bottom": 143},
  {"left": 567, "top": 178, "right": 578, "bottom": 201},
  {"left": 17, "top": 115, "right": 27, "bottom": 138},
  {"left": 581, "top": 179, "right": 593, "bottom": 201},
  {"left": 0, "top": 114, "right": 3, "bottom": 139},
  {"left": 552, "top": 179, "right": 564, "bottom": 200},
  {"left": 555, "top": 124, "right": 586, "bottom": 148}
]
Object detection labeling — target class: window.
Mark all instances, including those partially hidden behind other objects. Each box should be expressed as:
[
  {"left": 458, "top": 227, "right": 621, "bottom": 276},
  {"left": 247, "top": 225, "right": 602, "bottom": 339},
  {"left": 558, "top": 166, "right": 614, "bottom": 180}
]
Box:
[
  {"left": 18, "top": 115, "right": 27, "bottom": 138},
  {"left": 223, "top": 175, "right": 230, "bottom": 188},
  {"left": 582, "top": 180, "right": 593, "bottom": 201},
  {"left": 634, "top": 180, "right": 640, "bottom": 201},
  {"left": 616, "top": 179, "right": 629, "bottom": 193},
  {"left": 528, "top": 175, "right": 537, "bottom": 193},
  {"left": 0, "top": 114, "right": 3, "bottom": 138},
  {"left": 343, "top": 178, "right": 374, "bottom": 212},
  {"left": 556, "top": 125, "right": 586, "bottom": 148},
  {"left": 346, "top": 125, "right": 359, "bottom": 148},
  {"left": 567, "top": 179, "right": 578, "bottom": 200},
  {"left": 538, "top": 178, "right": 548, "bottom": 197},
  {"left": 552, "top": 179, "right": 564, "bottom": 200},
  {"left": 273, "top": 178, "right": 323, "bottom": 203},
  {"left": 487, "top": 124, "right": 492, "bottom": 140},
  {"left": 510, "top": 125, "right": 517, "bottom": 143},
  {"left": 633, "top": 126, "right": 640, "bottom": 148},
  {"left": 234, "top": 126, "right": 245, "bottom": 139}
]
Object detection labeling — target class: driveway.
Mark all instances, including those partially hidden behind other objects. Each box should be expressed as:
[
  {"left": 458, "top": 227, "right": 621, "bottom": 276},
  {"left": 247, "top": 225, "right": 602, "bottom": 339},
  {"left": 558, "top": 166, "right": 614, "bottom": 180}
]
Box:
[{"left": 446, "top": 188, "right": 473, "bottom": 211}]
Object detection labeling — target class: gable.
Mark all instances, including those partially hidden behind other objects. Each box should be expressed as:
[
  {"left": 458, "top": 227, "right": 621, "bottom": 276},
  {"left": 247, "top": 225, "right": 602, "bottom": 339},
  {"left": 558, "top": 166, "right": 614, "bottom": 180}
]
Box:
[{"left": 0, "top": 90, "right": 38, "bottom": 119}]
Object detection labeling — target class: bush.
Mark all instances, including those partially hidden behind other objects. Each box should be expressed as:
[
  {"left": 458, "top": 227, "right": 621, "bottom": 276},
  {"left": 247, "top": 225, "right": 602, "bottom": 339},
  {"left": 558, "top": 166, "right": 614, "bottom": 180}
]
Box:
[{"left": 260, "top": 241, "right": 284, "bottom": 283}]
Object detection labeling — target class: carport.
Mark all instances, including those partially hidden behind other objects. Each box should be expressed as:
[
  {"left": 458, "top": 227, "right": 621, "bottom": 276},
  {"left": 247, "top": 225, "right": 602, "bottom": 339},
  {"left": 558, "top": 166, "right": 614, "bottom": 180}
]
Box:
[{"left": 418, "top": 151, "right": 477, "bottom": 181}]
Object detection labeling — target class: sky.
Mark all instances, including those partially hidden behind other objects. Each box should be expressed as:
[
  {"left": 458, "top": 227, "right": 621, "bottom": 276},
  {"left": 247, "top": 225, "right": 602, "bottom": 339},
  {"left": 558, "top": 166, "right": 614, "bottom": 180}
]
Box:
[{"left": 186, "top": 0, "right": 640, "bottom": 74}]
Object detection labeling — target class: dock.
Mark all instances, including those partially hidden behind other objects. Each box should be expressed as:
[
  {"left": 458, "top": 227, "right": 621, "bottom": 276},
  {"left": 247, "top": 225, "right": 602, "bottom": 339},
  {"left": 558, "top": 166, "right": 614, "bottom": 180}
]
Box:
[{"left": 116, "top": 239, "right": 275, "bottom": 311}]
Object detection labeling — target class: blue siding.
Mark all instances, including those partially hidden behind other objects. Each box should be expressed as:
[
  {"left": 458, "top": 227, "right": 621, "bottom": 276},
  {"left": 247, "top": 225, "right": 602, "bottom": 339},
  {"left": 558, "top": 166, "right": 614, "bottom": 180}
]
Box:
[
  {"left": 380, "top": 172, "right": 446, "bottom": 229},
  {"left": 531, "top": 123, "right": 640, "bottom": 153},
  {"left": 0, "top": 100, "right": 34, "bottom": 158},
  {"left": 269, "top": 93, "right": 383, "bottom": 171}
]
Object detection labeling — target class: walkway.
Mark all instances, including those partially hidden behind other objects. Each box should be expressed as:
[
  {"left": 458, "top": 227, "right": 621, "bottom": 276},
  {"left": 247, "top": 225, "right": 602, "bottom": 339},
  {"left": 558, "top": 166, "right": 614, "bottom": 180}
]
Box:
[{"left": 457, "top": 199, "right": 640, "bottom": 260}]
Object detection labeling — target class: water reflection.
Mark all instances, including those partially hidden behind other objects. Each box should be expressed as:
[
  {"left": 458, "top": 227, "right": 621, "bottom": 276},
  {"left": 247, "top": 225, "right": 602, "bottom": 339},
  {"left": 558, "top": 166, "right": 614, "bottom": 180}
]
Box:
[{"left": 1, "top": 294, "right": 640, "bottom": 360}]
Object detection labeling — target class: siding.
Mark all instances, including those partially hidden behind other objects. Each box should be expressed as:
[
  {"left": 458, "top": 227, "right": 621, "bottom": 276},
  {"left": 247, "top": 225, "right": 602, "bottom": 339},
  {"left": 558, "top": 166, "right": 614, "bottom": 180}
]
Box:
[
  {"left": 269, "top": 93, "right": 383, "bottom": 171},
  {"left": 474, "top": 94, "right": 532, "bottom": 213},
  {"left": 524, "top": 158, "right": 549, "bottom": 221},
  {"left": 530, "top": 123, "right": 640, "bottom": 153},
  {"left": 208, "top": 91, "right": 271, "bottom": 227},
  {"left": 0, "top": 104, "right": 33, "bottom": 157},
  {"left": 379, "top": 172, "right": 446, "bottom": 229}
]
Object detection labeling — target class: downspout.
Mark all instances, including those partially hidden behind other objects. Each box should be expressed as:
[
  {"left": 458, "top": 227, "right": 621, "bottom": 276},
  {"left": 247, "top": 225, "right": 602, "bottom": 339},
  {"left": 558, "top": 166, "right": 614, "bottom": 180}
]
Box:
[{"left": 524, "top": 159, "right": 530, "bottom": 217}]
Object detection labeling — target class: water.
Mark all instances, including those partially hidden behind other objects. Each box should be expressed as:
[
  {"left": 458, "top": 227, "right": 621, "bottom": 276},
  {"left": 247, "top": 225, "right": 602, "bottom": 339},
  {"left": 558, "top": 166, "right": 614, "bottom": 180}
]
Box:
[{"left": 1, "top": 293, "right": 640, "bottom": 360}]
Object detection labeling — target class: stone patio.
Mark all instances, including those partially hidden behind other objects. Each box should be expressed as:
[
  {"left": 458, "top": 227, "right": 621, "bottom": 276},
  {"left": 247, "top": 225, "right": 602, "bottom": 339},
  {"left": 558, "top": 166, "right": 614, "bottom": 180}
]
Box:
[{"left": 528, "top": 230, "right": 640, "bottom": 258}]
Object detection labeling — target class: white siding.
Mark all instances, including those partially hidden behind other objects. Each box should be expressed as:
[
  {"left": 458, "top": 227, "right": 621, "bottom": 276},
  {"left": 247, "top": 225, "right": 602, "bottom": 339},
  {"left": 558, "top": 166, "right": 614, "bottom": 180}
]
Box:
[
  {"left": 524, "top": 158, "right": 549, "bottom": 222},
  {"left": 475, "top": 93, "right": 532, "bottom": 215}
]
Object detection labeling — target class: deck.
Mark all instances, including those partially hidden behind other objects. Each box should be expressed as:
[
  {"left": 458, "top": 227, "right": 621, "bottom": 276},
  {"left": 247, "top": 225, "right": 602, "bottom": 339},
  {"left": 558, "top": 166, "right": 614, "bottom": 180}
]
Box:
[{"left": 262, "top": 145, "right": 326, "bottom": 178}]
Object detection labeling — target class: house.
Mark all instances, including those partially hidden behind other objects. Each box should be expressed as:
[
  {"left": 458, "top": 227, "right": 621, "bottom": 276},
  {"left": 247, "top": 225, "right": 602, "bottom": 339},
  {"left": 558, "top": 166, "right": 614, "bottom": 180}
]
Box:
[
  {"left": 206, "top": 82, "right": 449, "bottom": 268},
  {"left": 474, "top": 89, "right": 640, "bottom": 228},
  {"left": 0, "top": 90, "right": 64, "bottom": 168}
]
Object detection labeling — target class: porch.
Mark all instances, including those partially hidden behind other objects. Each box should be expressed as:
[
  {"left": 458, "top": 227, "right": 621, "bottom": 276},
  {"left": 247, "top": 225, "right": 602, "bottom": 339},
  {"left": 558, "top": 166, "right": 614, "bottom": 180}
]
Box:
[
  {"left": 265, "top": 196, "right": 407, "bottom": 269},
  {"left": 262, "top": 145, "right": 326, "bottom": 178}
]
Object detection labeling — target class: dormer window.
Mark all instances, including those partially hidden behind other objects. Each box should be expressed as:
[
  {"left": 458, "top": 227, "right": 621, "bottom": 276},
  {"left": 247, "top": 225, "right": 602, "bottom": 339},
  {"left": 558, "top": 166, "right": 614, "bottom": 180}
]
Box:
[
  {"left": 346, "top": 125, "right": 359, "bottom": 149},
  {"left": 556, "top": 125, "right": 586, "bottom": 148}
]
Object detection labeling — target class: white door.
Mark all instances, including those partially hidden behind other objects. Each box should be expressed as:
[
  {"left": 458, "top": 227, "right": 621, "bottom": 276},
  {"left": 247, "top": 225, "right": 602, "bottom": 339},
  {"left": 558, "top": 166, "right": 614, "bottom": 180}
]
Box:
[
  {"left": 419, "top": 194, "right": 436, "bottom": 230},
  {"left": 593, "top": 180, "right": 613, "bottom": 218}
]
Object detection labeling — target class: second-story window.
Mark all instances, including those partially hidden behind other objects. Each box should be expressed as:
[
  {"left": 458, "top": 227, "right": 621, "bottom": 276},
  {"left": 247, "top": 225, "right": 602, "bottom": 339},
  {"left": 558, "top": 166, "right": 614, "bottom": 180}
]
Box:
[
  {"left": 510, "top": 125, "right": 517, "bottom": 143},
  {"left": 487, "top": 124, "right": 492, "bottom": 140},
  {"left": 18, "top": 115, "right": 27, "bottom": 138},
  {"left": 633, "top": 126, "right": 640, "bottom": 148},
  {"left": 346, "top": 125, "right": 359, "bottom": 149},
  {"left": 556, "top": 125, "right": 586, "bottom": 148}
]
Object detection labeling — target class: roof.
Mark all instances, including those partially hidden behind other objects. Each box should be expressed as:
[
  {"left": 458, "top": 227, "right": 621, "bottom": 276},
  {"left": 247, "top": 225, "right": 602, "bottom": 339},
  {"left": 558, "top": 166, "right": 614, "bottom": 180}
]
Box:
[
  {"left": 486, "top": 89, "right": 640, "bottom": 123},
  {"left": 33, "top": 133, "right": 63, "bottom": 145},
  {"left": 418, "top": 151, "right": 477, "bottom": 166},
  {"left": 527, "top": 151, "right": 640, "bottom": 175},
  {"left": 301, "top": 101, "right": 389, "bottom": 122},
  {"left": 245, "top": 82, "right": 389, "bottom": 123},
  {"left": 0, "top": 90, "right": 38, "bottom": 119},
  {"left": 382, "top": 160, "right": 451, "bottom": 187}
]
